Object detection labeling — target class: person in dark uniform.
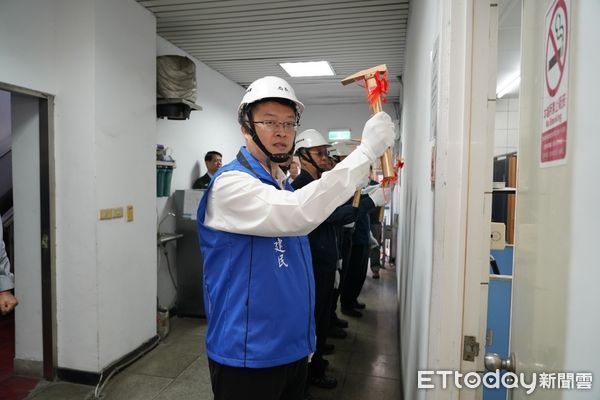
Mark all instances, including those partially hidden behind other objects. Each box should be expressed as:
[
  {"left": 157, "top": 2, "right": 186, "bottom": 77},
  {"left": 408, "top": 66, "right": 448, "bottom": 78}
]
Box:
[
  {"left": 293, "top": 129, "right": 388, "bottom": 391},
  {"left": 192, "top": 150, "right": 222, "bottom": 189},
  {"left": 341, "top": 181, "right": 387, "bottom": 317}
]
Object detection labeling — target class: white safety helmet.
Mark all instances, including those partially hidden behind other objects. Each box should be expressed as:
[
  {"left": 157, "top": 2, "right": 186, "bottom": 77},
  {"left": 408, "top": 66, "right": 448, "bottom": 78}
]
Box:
[
  {"left": 295, "top": 129, "right": 331, "bottom": 151},
  {"left": 238, "top": 76, "right": 305, "bottom": 123},
  {"left": 330, "top": 141, "right": 354, "bottom": 157}
]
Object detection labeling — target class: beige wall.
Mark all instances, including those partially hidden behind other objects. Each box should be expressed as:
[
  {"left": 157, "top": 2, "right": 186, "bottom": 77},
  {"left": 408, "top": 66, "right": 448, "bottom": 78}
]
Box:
[
  {"left": 0, "top": 0, "right": 157, "bottom": 372},
  {"left": 512, "top": 0, "right": 600, "bottom": 398}
]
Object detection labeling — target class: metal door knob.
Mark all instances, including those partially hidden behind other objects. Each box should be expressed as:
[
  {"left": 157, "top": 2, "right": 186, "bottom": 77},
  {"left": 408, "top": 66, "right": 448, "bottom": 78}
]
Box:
[{"left": 484, "top": 352, "right": 515, "bottom": 372}]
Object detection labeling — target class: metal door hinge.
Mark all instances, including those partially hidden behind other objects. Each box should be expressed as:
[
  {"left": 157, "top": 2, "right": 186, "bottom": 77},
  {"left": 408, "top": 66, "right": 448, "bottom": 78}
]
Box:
[
  {"left": 463, "top": 335, "right": 480, "bottom": 361},
  {"left": 486, "top": 329, "right": 494, "bottom": 346},
  {"left": 41, "top": 233, "right": 49, "bottom": 250}
]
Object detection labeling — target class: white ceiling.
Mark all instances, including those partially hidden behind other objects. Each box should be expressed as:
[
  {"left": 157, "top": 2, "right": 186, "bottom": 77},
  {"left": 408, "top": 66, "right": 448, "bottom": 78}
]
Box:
[
  {"left": 138, "top": 0, "right": 409, "bottom": 106},
  {"left": 139, "top": 0, "right": 521, "bottom": 103}
]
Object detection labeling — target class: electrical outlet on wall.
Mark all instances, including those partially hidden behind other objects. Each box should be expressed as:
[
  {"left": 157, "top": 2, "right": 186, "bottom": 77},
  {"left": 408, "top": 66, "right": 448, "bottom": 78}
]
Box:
[
  {"left": 99, "top": 209, "right": 113, "bottom": 220},
  {"left": 112, "top": 207, "right": 124, "bottom": 218},
  {"left": 490, "top": 222, "right": 506, "bottom": 250},
  {"left": 127, "top": 205, "right": 134, "bottom": 222}
]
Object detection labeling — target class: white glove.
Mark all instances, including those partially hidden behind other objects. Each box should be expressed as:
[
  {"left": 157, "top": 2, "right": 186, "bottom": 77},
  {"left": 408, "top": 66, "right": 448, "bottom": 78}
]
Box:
[
  {"left": 361, "top": 184, "right": 380, "bottom": 195},
  {"left": 369, "top": 232, "right": 379, "bottom": 249},
  {"left": 358, "top": 111, "right": 395, "bottom": 161},
  {"left": 368, "top": 187, "right": 391, "bottom": 207}
]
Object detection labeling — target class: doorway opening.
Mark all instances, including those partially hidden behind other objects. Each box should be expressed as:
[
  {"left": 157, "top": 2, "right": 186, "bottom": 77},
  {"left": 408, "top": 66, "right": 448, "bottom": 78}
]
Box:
[
  {"left": 0, "top": 83, "right": 55, "bottom": 398},
  {"left": 484, "top": 0, "right": 522, "bottom": 399}
]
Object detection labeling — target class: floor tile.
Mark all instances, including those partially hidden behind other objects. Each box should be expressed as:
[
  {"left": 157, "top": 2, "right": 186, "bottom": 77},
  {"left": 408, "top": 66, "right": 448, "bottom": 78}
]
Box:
[
  {"left": 351, "top": 333, "right": 399, "bottom": 357},
  {"left": 153, "top": 358, "right": 213, "bottom": 399},
  {"left": 163, "top": 317, "right": 207, "bottom": 340},
  {"left": 27, "top": 381, "right": 93, "bottom": 400},
  {"left": 128, "top": 345, "right": 198, "bottom": 378},
  {"left": 337, "top": 373, "right": 401, "bottom": 400},
  {"left": 20, "top": 262, "right": 401, "bottom": 400},
  {"left": 321, "top": 348, "right": 352, "bottom": 375},
  {"left": 101, "top": 372, "right": 173, "bottom": 400},
  {"left": 347, "top": 353, "right": 400, "bottom": 380},
  {"left": 160, "top": 334, "right": 205, "bottom": 356}
]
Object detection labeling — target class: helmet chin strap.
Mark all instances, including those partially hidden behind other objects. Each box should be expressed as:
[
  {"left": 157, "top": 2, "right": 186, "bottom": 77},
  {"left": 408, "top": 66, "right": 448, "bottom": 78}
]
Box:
[
  {"left": 244, "top": 120, "right": 294, "bottom": 163},
  {"left": 299, "top": 149, "right": 324, "bottom": 179}
]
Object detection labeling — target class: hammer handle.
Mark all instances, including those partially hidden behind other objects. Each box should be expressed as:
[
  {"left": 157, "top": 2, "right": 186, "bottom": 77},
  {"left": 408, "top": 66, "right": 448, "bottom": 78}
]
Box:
[
  {"left": 366, "top": 76, "right": 395, "bottom": 179},
  {"left": 352, "top": 190, "right": 362, "bottom": 208}
]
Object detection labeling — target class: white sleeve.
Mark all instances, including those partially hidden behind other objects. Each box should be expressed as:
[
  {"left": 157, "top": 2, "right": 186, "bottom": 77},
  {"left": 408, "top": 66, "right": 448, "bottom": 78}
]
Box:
[{"left": 204, "top": 148, "right": 372, "bottom": 237}]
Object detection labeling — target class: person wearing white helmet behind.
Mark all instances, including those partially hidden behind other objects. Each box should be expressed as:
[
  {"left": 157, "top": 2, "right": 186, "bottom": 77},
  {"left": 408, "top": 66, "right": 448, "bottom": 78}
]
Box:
[
  {"left": 292, "top": 129, "right": 388, "bottom": 392},
  {"left": 195, "top": 76, "right": 395, "bottom": 400},
  {"left": 329, "top": 141, "right": 354, "bottom": 163},
  {"left": 293, "top": 129, "right": 332, "bottom": 181}
]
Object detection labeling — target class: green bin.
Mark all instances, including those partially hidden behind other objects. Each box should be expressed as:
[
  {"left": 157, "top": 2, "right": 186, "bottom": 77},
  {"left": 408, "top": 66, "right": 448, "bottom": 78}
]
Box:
[
  {"left": 156, "top": 167, "right": 166, "bottom": 197},
  {"left": 163, "top": 167, "right": 173, "bottom": 197}
]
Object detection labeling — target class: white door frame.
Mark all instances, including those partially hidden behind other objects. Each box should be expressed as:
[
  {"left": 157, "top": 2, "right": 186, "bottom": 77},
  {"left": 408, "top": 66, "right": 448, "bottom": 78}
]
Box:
[
  {"left": 459, "top": 0, "right": 498, "bottom": 387},
  {"left": 427, "top": 1, "right": 497, "bottom": 399}
]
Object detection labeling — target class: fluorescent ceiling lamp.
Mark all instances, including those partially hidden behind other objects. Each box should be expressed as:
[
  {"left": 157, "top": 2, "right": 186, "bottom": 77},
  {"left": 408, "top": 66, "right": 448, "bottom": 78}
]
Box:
[
  {"left": 328, "top": 129, "right": 351, "bottom": 141},
  {"left": 280, "top": 61, "right": 335, "bottom": 77},
  {"left": 496, "top": 73, "right": 521, "bottom": 99}
]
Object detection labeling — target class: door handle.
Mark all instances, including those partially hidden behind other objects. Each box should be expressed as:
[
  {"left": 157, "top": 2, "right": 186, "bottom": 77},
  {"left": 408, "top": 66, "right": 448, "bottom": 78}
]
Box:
[{"left": 484, "top": 352, "right": 515, "bottom": 372}]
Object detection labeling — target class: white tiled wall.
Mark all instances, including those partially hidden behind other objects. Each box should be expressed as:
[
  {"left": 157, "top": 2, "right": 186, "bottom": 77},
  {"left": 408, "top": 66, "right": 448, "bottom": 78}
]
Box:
[{"left": 494, "top": 97, "right": 519, "bottom": 156}]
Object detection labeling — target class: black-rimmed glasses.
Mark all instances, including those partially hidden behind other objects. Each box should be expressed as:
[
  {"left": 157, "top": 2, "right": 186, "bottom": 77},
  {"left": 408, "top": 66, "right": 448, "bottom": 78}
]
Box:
[{"left": 253, "top": 120, "right": 298, "bottom": 132}]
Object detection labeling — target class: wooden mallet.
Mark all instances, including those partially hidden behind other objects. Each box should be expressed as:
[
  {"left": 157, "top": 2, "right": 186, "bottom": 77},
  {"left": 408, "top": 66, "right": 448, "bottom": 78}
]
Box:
[{"left": 342, "top": 65, "right": 394, "bottom": 210}]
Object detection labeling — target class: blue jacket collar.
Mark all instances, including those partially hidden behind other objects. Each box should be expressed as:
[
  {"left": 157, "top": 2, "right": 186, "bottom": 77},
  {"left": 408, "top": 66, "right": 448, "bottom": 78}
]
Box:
[{"left": 237, "top": 147, "right": 280, "bottom": 187}]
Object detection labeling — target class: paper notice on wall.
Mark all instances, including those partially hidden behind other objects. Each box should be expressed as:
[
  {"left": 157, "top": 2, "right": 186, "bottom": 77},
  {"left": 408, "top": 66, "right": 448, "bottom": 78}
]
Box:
[{"left": 182, "top": 189, "right": 204, "bottom": 220}]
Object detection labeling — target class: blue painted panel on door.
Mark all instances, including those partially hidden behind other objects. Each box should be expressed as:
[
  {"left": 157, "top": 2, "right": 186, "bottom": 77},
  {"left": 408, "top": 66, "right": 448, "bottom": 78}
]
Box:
[
  {"left": 491, "top": 246, "right": 513, "bottom": 275},
  {"left": 483, "top": 277, "right": 512, "bottom": 400}
]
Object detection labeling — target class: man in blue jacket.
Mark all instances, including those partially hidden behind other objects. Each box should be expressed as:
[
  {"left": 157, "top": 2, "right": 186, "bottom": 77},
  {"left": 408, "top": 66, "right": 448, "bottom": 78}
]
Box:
[{"left": 196, "top": 76, "right": 395, "bottom": 400}]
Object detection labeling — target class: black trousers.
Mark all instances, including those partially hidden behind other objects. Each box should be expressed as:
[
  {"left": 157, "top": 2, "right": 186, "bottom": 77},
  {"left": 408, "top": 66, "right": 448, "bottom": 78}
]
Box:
[
  {"left": 340, "top": 244, "right": 370, "bottom": 308},
  {"left": 369, "top": 223, "right": 383, "bottom": 272},
  {"left": 208, "top": 357, "right": 308, "bottom": 400},
  {"left": 331, "top": 228, "right": 354, "bottom": 318},
  {"left": 312, "top": 267, "right": 336, "bottom": 367}
]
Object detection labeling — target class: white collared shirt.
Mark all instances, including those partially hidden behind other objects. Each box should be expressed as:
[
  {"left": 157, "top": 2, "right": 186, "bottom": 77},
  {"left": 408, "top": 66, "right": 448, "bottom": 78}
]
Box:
[{"left": 204, "top": 148, "right": 371, "bottom": 237}]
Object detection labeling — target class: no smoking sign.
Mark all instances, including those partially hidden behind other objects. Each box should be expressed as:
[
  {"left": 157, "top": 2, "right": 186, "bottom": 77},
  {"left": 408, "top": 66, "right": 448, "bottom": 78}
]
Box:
[
  {"left": 541, "top": 0, "right": 570, "bottom": 166},
  {"left": 545, "top": 0, "right": 568, "bottom": 97}
]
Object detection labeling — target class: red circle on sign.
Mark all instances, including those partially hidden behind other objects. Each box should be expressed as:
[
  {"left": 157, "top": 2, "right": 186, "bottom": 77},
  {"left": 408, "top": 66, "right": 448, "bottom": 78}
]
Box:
[{"left": 545, "top": 0, "right": 568, "bottom": 97}]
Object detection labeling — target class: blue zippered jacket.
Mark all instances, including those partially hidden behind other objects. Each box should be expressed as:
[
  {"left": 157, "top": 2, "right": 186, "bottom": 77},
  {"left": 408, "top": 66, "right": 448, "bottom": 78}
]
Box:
[{"left": 196, "top": 147, "right": 316, "bottom": 368}]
